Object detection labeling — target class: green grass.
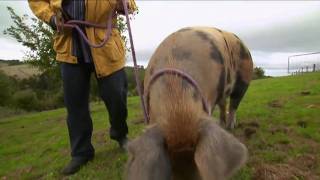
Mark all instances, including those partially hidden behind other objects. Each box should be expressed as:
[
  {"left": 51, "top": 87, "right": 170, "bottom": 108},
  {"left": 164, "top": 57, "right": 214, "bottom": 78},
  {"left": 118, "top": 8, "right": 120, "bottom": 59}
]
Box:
[{"left": 1, "top": 72, "right": 320, "bottom": 179}]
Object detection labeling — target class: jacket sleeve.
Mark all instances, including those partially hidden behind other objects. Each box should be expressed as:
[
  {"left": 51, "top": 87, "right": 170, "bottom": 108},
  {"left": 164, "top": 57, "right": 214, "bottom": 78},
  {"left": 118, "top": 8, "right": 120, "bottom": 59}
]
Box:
[{"left": 28, "top": 0, "right": 55, "bottom": 23}]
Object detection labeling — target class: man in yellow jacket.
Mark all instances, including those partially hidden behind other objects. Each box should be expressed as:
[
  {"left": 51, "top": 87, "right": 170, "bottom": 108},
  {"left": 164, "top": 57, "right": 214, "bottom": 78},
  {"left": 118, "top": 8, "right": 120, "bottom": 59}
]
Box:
[{"left": 28, "top": 0, "right": 137, "bottom": 175}]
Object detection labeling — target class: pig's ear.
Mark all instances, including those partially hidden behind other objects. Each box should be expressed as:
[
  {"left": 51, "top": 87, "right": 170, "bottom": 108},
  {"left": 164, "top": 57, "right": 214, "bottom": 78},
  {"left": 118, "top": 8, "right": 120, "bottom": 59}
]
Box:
[
  {"left": 126, "top": 125, "right": 171, "bottom": 180},
  {"left": 194, "top": 120, "right": 248, "bottom": 180}
]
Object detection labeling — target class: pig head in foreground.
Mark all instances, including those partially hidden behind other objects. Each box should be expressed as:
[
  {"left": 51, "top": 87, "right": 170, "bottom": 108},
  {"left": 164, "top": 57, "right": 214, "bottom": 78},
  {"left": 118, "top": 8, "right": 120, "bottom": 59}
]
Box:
[
  {"left": 126, "top": 121, "right": 247, "bottom": 180},
  {"left": 126, "top": 26, "right": 253, "bottom": 180}
]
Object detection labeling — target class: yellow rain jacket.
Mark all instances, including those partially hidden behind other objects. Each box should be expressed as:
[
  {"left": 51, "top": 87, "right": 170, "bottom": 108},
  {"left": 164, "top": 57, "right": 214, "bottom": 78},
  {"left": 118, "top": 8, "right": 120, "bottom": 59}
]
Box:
[{"left": 28, "top": 0, "right": 137, "bottom": 77}]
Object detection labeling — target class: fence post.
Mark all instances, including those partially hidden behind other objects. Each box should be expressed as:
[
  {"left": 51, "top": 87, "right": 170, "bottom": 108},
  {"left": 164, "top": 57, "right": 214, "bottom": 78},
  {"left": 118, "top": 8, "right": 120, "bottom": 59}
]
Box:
[
  {"left": 313, "top": 64, "right": 316, "bottom": 72},
  {"left": 287, "top": 57, "right": 290, "bottom": 74}
]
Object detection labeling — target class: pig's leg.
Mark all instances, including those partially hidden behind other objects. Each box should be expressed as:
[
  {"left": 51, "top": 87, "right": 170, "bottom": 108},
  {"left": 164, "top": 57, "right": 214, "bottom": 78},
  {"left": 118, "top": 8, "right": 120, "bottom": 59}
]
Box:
[
  {"left": 218, "top": 99, "right": 227, "bottom": 128},
  {"left": 228, "top": 75, "right": 249, "bottom": 129}
]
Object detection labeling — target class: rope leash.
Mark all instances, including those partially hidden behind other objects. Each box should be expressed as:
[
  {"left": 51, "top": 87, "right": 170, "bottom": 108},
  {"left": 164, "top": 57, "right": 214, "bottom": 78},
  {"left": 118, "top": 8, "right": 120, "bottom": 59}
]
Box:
[
  {"left": 56, "top": 0, "right": 211, "bottom": 124},
  {"left": 56, "top": 0, "right": 150, "bottom": 124},
  {"left": 121, "top": 0, "right": 150, "bottom": 124},
  {"left": 57, "top": 10, "right": 114, "bottom": 48}
]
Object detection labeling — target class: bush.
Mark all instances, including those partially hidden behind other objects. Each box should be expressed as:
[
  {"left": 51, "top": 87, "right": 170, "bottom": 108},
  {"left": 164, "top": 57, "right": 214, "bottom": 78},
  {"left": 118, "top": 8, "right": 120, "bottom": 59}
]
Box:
[
  {"left": 0, "top": 71, "right": 15, "bottom": 106},
  {"left": 36, "top": 89, "right": 65, "bottom": 110},
  {"left": 253, "top": 67, "right": 265, "bottom": 80},
  {"left": 125, "top": 67, "right": 145, "bottom": 96},
  {"left": 0, "top": 106, "right": 26, "bottom": 119},
  {"left": 12, "top": 89, "right": 39, "bottom": 111}
]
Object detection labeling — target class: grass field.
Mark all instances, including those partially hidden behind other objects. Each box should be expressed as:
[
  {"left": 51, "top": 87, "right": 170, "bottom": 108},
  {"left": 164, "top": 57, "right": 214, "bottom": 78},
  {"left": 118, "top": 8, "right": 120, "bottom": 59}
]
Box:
[{"left": 0, "top": 72, "right": 319, "bottom": 179}]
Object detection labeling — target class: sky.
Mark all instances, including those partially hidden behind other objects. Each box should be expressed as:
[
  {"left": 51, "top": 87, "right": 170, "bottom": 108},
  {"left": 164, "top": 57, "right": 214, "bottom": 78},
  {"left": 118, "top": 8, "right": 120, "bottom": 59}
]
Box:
[{"left": 0, "top": 1, "right": 320, "bottom": 76}]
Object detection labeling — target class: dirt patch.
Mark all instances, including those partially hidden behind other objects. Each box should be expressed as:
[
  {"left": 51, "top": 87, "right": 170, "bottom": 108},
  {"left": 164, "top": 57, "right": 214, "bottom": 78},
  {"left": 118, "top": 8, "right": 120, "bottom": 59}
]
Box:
[
  {"left": 59, "top": 148, "right": 69, "bottom": 156},
  {"left": 253, "top": 163, "right": 317, "bottom": 180},
  {"left": 306, "top": 104, "right": 320, "bottom": 109},
  {"left": 45, "top": 116, "right": 65, "bottom": 125},
  {"left": 5, "top": 166, "right": 34, "bottom": 179},
  {"left": 269, "top": 126, "right": 291, "bottom": 135},
  {"left": 297, "top": 120, "right": 308, "bottom": 128},
  {"left": 238, "top": 121, "right": 260, "bottom": 129},
  {"left": 273, "top": 143, "right": 294, "bottom": 152},
  {"left": 131, "top": 117, "right": 145, "bottom": 125},
  {"left": 289, "top": 154, "right": 318, "bottom": 171},
  {"left": 244, "top": 127, "right": 257, "bottom": 139},
  {"left": 237, "top": 120, "right": 260, "bottom": 140},
  {"left": 93, "top": 130, "right": 107, "bottom": 145},
  {"left": 268, "top": 100, "right": 284, "bottom": 108},
  {"left": 300, "top": 91, "right": 311, "bottom": 96}
]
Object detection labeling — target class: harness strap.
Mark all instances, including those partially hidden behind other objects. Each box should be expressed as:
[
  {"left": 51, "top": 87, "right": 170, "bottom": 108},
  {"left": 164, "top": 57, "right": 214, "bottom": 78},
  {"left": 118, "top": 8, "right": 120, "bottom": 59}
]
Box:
[{"left": 145, "top": 68, "right": 212, "bottom": 119}]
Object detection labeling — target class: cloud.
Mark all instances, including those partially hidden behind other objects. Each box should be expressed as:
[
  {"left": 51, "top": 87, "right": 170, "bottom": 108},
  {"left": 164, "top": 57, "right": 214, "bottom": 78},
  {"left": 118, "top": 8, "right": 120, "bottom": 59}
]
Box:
[
  {"left": 0, "top": 38, "right": 27, "bottom": 60},
  {"left": 240, "top": 11, "right": 320, "bottom": 53},
  {"left": 0, "top": 1, "right": 318, "bottom": 77},
  {"left": 0, "top": 1, "right": 34, "bottom": 43}
]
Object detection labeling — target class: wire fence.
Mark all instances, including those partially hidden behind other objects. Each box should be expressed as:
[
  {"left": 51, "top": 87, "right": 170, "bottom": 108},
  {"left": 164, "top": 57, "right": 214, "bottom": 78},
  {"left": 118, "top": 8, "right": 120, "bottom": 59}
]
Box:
[{"left": 288, "top": 52, "right": 320, "bottom": 75}]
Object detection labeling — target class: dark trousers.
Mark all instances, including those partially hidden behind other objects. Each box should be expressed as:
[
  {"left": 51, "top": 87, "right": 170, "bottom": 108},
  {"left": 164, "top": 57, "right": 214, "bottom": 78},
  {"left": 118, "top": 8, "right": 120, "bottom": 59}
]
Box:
[{"left": 61, "top": 63, "right": 128, "bottom": 158}]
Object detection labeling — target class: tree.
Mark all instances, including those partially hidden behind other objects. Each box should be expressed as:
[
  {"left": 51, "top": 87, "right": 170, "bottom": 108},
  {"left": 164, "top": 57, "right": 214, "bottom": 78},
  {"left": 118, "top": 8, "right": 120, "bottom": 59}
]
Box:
[
  {"left": 4, "top": 7, "right": 56, "bottom": 72},
  {"left": 3, "top": 6, "right": 131, "bottom": 73},
  {"left": 3, "top": 6, "right": 140, "bottom": 110},
  {"left": 253, "top": 67, "right": 265, "bottom": 79}
]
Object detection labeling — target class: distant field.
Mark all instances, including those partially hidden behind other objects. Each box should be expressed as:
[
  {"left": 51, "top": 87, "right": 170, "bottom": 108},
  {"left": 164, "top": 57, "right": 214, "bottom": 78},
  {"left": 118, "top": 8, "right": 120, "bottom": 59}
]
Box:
[
  {"left": 0, "top": 64, "right": 40, "bottom": 79},
  {"left": 0, "top": 63, "right": 8, "bottom": 67},
  {"left": 0, "top": 72, "right": 319, "bottom": 179}
]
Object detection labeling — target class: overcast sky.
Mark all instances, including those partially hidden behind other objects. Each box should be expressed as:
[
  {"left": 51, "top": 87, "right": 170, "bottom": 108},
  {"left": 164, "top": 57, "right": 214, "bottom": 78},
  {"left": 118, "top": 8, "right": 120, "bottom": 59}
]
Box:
[{"left": 1, "top": 1, "right": 320, "bottom": 76}]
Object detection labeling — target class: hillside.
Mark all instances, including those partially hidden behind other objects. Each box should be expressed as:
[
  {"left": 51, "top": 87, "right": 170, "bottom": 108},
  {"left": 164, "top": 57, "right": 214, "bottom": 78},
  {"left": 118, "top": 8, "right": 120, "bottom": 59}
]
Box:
[
  {"left": 0, "top": 63, "right": 142, "bottom": 81},
  {"left": 0, "top": 60, "right": 41, "bottom": 80},
  {"left": 0, "top": 72, "right": 319, "bottom": 179}
]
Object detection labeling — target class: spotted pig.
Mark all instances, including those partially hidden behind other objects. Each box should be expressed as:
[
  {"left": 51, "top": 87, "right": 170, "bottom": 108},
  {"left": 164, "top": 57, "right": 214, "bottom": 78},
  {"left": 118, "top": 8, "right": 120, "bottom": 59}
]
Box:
[{"left": 126, "top": 27, "right": 252, "bottom": 180}]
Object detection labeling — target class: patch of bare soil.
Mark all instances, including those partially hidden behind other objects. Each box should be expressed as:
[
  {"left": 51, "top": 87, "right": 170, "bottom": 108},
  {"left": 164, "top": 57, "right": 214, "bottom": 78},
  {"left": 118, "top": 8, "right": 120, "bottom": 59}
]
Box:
[
  {"left": 253, "top": 163, "right": 318, "bottom": 180},
  {"left": 45, "top": 116, "right": 65, "bottom": 124},
  {"left": 237, "top": 120, "right": 260, "bottom": 139},
  {"left": 59, "top": 148, "right": 69, "bottom": 156},
  {"left": 244, "top": 127, "right": 257, "bottom": 139},
  {"left": 306, "top": 104, "right": 320, "bottom": 109},
  {"left": 269, "top": 126, "right": 291, "bottom": 135},
  {"left": 253, "top": 130, "right": 320, "bottom": 179},
  {"left": 3, "top": 166, "right": 34, "bottom": 180},
  {"left": 131, "top": 117, "right": 144, "bottom": 125},
  {"left": 238, "top": 121, "right": 260, "bottom": 129},
  {"left": 289, "top": 154, "right": 318, "bottom": 171},
  {"left": 268, "top": 100, "right": 284, "bottom": 108},
  {"left": 94, "top": 130, "right": 107, "bottom": 145},
  {"left": 297, "top": 120, "right": 308, "bottom": 128},
  {"left": 300, "top": 91, "right": 311, "bottom": 96}
]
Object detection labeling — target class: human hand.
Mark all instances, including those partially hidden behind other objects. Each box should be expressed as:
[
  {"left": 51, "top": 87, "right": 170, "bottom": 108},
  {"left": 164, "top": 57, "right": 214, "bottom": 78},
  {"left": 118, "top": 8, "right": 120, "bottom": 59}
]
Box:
[
  {"left": 49, "top": 15, "right": 57, "bottom": 30},
  {"left": 50, "top": 11, "right": 65, "bottom": 33},
  {"left": 116, "top": 0, "right": 129, "bottom": 15}
]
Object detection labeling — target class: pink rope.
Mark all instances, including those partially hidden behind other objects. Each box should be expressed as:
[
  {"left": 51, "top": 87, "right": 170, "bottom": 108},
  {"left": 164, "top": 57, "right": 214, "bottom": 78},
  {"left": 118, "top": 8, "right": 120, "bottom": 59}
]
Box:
[
  {"left": 122, "top": 0, "right": 150, "bottom": 124},
  {"left": 145, "top": 68, "right": 211, "bottom": 118},
  {"left": 57, "top": 10, "right": 114, "bottom": 48},
  {"left": 56, "top": 0, "right": 211, "bottom": 124}
]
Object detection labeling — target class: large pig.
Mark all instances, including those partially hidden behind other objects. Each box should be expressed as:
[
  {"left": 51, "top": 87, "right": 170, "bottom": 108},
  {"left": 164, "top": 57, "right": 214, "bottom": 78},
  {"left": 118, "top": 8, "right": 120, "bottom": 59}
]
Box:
[{"left": 126, "top": 27, "right": 253, "bottom": 180}]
